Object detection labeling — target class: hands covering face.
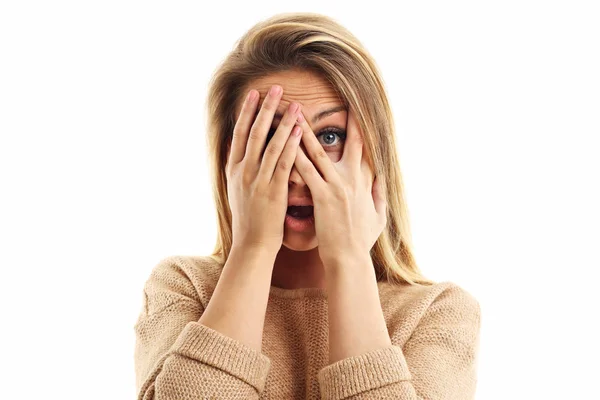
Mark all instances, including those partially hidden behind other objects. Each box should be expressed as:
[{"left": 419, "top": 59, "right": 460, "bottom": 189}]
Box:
[{"left": 292, "top": 109, "right": 387, "bottom": 267}]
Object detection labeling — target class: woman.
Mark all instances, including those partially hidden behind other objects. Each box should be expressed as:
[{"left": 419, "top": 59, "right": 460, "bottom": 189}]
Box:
[{"left": 134, "top": 12, "right": 481, "bottom": 400}]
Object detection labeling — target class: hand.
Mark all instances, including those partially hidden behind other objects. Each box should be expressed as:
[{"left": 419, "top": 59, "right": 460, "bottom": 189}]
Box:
[
  {"left": 226, "top": 85, "right": 303, "bottom": 254},
  {"left": 293, "top": 108, "right": 387, "bottom": 268}
]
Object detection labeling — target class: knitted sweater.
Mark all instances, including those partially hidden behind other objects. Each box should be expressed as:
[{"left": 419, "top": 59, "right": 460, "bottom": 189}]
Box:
[{"left": 133, "top": 255, "right": 481, "bottom": 399}]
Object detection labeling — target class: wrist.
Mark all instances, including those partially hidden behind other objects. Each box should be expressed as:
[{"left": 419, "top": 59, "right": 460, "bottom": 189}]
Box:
[
  {"left": 322, "top": 251, "right": 373, "bottom": 274},
  {"left": 230, "top": 242, "right": 279, "bottom": 263}
]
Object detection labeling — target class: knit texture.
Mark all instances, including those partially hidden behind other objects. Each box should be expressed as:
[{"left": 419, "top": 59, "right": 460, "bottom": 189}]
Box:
[{"left": 134, "top": 255, "right": 481, "bottom": 399}]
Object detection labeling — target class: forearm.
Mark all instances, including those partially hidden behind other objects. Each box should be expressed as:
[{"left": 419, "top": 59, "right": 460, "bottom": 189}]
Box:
[
  {"left": 324, "top": 253, "right": 392, "bottom": 365},
  {"left": 199, "top": 245, "right": 277, "bottom": 353}
]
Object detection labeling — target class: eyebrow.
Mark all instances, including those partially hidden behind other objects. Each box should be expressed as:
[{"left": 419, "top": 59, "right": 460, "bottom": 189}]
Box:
[{"left": 259, "top": 105, "right": 348, "bottom": 124}]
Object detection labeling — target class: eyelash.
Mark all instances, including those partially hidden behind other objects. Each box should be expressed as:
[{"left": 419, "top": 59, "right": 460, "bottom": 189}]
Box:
[
  {"left": 267, "top": 127, "right": 347, "bottom": 148},
  {"left": 316, "top": 127, "right": 347, "bottom": 147}
]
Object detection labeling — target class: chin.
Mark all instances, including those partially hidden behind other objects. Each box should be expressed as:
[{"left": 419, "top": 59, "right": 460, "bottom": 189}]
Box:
[{"left": 282, "top": 233, "right": 318, "bottom": 251}]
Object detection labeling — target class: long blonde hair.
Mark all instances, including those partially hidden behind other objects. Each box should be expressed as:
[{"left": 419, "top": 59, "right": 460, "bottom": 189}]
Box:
[{"left": 205, "top": 12, "right": 434, "bottom": 286}]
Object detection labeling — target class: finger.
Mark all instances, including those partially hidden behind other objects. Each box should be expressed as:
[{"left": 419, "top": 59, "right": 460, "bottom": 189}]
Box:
[
  {"left": 372, "top": 174, "right": 387, "bottom": 219},
  {"left": 271, "top": 125, "right": 303, "bottom": 186},
  {"left": 259, "top": 101, "right": 302, "bottom": 182},
  {"left": 229, "top": 89, "right": 259, "bottom": 165},
  {"left": 294, "top": 145, "right": 327, "bottom": 193},
  {"left": 246, "top": 85, "right": 283, "bottom": 165},
  {"left": 296, "top": 111, "right": 340, "bottom": 184},
  {"left": 341, "top": 107, "right": 364, "bottom": 169},
  {"left": 361, "top": 154, "right": 375, "bottom": 190}
]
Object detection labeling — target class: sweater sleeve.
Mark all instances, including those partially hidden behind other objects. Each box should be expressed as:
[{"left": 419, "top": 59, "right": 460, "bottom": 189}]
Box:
[
  {"left": 316, "top": 284, "right": 481, "bottom": 400},
  {"left": 134, "top": 256, "right": 271, "bottom": 399}
]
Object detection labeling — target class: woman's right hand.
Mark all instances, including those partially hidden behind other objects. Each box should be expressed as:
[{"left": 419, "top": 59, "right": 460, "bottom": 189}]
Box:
[{"left": 226, "top": 85, "right": 303, "bottom": 254}]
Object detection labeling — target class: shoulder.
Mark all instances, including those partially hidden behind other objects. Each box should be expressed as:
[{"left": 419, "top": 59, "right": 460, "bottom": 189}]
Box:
[
  {"left": 378, "top": 280, "right": 480, "bottom": 344},
  {"left": 143, "top": 255, "right": 225, "bottom": 313},
  {"left": 378, "top": 280, "right": 480, "bottom": 314}
]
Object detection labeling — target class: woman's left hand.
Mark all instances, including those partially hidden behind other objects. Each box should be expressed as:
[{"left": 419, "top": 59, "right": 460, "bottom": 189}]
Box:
[{"left": 293, "top": 109, "right": 387, "bottom": 270}]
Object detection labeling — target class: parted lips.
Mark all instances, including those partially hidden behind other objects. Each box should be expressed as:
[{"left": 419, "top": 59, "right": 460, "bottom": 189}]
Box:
[{"left": 286, "top": 206, "right": 314, "bottom": 218}]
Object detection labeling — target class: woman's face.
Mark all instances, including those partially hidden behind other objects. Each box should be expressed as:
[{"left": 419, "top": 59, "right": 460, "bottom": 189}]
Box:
[{"left": 237, "top": 69, "right": 348, "bottom": 251}]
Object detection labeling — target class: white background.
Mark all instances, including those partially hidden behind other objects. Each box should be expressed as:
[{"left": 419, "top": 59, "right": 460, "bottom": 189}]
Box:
[{"left": 1, "top": 1, "right": 598, "bottom": 398}]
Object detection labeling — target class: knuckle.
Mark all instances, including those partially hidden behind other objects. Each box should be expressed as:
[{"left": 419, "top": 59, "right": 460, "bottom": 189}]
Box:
[
  {"left": 314, "top": 148, "right": 328, "bottom": 160},
  {"left": 277, "top": 159, "right": 290, "bottom": 171},
  {"left": 265, "top": 144, "right": 280, "bottom": 157},
  {"left": 299, "top": 163, "right": 313, "bottom": 177},
  {"left": 332, "top": 186, "right": 346, "bottom": 201},
  {"left": 254, "top": 178, "right": 267, "bottom": 193},
  {"left": 242, "top": 169, "right": 254, "bottom": 186},
  {"left": 232, "top": 129, "right": 245, "bottom": 142},
  {"left": 281, "top": 121, "right": 296, "bottom": 134},
  {"left": 247, "top": 128, "right": 262, "bottom": 142}
]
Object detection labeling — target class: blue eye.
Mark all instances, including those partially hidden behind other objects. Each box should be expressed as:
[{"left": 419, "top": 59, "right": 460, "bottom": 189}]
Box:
[
  {"left": 267, "top": 127, "right": 346, "bottom": 148},
  {"left": 317, "top": 128, "right": 346, "bottom": 148}
]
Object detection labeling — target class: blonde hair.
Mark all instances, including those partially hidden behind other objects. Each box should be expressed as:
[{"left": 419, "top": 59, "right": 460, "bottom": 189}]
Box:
[{"left": 205, "top": 12, "right": 434, "bottom": 286}]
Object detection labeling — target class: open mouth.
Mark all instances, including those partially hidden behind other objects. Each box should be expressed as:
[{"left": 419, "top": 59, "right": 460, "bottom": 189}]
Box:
[{"left": 286, "top": 205, "right": 314, "bottom": 219}]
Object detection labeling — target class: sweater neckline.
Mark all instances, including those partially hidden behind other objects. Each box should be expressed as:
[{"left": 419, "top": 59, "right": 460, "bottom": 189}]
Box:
[{"left": 269, "top": 284, "right": 328, "bottom": 299}]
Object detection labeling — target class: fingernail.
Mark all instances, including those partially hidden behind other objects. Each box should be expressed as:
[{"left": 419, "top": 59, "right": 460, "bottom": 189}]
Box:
[
  {"left": 270, "top": 85, "right": 282, "bottom": 96},
  {"left": 297, "top": 112, "right": 305, "bottom": 123}
]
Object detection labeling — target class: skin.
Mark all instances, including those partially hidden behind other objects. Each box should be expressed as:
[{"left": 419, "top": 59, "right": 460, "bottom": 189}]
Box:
[
  {"left": 228, "top": 68, "right": 392, "bottom": 364},
  {"left": 235, "top": 69, "right": 349, "bottom": 291}
]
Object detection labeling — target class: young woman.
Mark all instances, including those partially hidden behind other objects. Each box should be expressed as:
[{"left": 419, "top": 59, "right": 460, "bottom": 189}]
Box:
[{"left": 134, "top": 12, "right": 481, "bottom": 400}]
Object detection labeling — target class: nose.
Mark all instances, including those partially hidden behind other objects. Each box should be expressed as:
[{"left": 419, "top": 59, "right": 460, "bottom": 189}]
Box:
[{"left": 289, "top": 164, "right": 306, "bottom": 187}]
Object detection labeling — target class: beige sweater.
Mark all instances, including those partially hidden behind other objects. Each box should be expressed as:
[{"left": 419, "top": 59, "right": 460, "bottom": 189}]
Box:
[{"left": 134, "top": 255, "right": 481, "bottom": 399}]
